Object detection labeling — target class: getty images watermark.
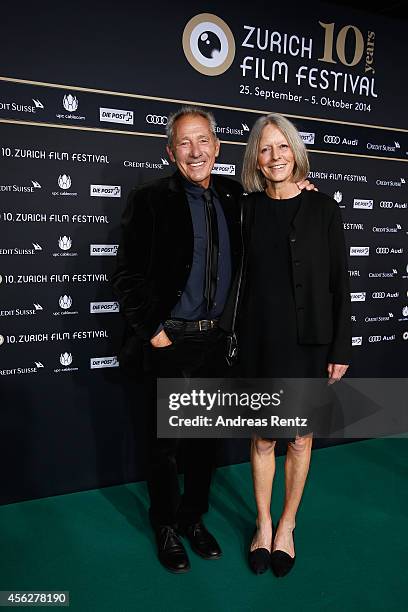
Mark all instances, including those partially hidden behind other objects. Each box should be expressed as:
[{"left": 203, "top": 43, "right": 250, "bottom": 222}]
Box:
[
  {"left": 157, "top": 378, "right": 408, "bottom": 439},
  {"left": 167, "top": 388, "right": 308, "bottom": 429}
]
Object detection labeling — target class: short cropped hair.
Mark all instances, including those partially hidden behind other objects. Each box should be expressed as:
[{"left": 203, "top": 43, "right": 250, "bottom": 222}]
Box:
[
  {"left": 166, "top": 106, "right": 218, "bottom": 150},
  {"left": 242, "top": 113, "right": 310, "bottom": 192}
]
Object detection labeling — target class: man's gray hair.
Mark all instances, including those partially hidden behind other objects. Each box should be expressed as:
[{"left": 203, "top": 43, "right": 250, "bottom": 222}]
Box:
[{"left": 166, "top": 106, "right": 217, "bottom": 149}]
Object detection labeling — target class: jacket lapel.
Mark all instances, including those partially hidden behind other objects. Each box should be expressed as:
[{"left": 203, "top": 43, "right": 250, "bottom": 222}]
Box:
[
  {"left": 213, "top": 176, "right": 236, "bottom": 226},
  {"left": 167, "top": 171, "right": 194, "bottom": 239}
]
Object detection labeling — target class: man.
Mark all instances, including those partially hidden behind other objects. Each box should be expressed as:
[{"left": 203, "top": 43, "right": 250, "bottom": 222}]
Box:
[
  {"left": 112, "top": 106, "right": 312, "bottom": 573},
  {"left": 112, "top": 106, "right": 242, "bottom": 573}
]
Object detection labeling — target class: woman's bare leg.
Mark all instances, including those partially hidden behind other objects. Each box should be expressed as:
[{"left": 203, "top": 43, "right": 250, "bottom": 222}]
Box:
[
  {"left": 273, "top": 433, "right": 313, "bottom": 557},
  {"left": 250, "top": 437, "right": 276, "bottom": 551}
]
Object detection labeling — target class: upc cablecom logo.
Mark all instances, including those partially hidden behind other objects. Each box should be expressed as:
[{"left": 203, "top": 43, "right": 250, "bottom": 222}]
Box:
[{"left": 183, "top": 14, "right": 235, "bottom": 76}]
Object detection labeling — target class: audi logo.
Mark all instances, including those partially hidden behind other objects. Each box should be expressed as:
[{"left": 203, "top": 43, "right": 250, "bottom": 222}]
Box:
[
  {"left": 380, "top": 201, "right": 393, "bottom": 208},
  {"left": 372, "top": 292, "right": 386, "bottom": 298},
  {"left": 376, "top": 247, "right": 390, "bottom": 254},
  {"left": 369, "top": 336, "right": 381, "bottom": 342},
  {"left": 146, "top": 114, "right": 168, "bottom": 125},
  {"left": 324, "top": 135, "right": 341, "bottom": 144}
]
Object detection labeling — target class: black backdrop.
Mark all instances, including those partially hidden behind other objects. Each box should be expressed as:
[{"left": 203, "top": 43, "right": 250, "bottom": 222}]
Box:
[{"left": 0, "top": 1, "right": 407, "bottom": 504}]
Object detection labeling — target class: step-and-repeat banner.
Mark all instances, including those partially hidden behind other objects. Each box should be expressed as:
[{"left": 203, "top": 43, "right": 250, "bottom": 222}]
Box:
[{"left": 0, "top": 0, "right": 407, "bottom": 503}]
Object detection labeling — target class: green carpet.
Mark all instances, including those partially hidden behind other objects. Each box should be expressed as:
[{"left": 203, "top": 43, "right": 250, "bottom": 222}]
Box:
[{"left": 0, "top": 438, "right": 406, "bottom": 611}]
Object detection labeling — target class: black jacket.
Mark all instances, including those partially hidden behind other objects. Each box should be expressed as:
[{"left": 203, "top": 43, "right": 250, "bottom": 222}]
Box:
[
  {"left": 111, "top": 171, "right": 243, "bottom": 373},
  {"left": 220, "top": 190, "right": 352, "bottom": 365}
]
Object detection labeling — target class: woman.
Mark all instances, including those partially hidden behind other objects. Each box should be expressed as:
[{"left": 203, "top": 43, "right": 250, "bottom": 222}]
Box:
[{"left": 237, "top": 114, "right": 351, "bottom": 577}]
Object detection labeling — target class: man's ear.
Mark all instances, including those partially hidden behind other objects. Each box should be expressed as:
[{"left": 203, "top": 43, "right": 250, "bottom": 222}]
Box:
[
  {"left": 215, "top": 138, "right": 220, "bottom": 158},
  {"left": 166, "top": 144, "right": 176, "bottom": 163}
]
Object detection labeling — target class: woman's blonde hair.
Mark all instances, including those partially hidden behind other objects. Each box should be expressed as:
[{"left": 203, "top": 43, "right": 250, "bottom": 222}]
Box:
[{"left": 241, "top": 113, "right": 310, "bottom": 192}]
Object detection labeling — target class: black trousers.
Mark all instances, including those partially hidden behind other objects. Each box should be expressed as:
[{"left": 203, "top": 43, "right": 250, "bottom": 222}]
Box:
[{"left": 145, "top": 323, "right": 228, "bottom": 528}]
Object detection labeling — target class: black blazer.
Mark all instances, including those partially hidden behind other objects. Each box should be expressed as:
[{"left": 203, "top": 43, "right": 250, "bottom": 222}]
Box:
[
  {"left": 220, "top": 190, "right": 352, "bottom": 365},
  {"left": 111, "top": 171, "right": 243, "bottom": 373}
]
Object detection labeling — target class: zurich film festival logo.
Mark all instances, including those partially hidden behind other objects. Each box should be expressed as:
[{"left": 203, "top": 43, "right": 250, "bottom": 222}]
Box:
[{"left": 182, "top": 14, "right": 235, "bottom": 76}]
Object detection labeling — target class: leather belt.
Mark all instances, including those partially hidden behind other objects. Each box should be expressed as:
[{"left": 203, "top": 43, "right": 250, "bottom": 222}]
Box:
[{"left": 164, "top": 319, "right": 219, "bottom": 332}]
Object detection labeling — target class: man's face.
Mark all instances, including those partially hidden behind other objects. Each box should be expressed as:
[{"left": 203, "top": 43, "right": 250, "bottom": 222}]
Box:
[{"left": 167, "top": 114, "right": 220, "bottom": 189}]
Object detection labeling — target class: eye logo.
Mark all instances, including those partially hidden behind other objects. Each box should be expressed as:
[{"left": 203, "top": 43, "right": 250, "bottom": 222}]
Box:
[{"left": 182, "top": 13, "right": 235, "bottom": 76}]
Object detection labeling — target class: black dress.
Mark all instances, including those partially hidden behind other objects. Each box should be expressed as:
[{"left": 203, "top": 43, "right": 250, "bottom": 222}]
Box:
[{"left": 239, "top": 191, "right": 329, "bottom": 378}]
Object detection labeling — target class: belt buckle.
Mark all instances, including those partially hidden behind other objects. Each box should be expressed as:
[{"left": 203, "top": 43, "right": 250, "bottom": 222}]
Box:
[{"left": 198, "top": 319, "right": 215, "bottom": 331}]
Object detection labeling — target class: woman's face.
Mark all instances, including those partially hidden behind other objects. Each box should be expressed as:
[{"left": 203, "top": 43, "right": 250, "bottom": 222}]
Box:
[{"left": 257, "top": 124, "right": 295, "bottom": 186}]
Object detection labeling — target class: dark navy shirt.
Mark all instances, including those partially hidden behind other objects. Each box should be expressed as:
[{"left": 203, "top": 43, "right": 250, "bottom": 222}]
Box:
[{"left": 170, "top": 178, "right": 232, "bottom": 320}]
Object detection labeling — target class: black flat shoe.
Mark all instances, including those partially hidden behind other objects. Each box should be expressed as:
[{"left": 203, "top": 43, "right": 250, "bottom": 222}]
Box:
[
  {"left": 181, "top": 521, "right": 222, "bottom": 559},
  {"left": 270, "top": 526, "right": 295, "bottom": 577},
  {"left": 248, "top": 524, "right": 274, "bottom": 575},
  {"left": 155, "top": 525, "right": 191, "bottom": 573}
]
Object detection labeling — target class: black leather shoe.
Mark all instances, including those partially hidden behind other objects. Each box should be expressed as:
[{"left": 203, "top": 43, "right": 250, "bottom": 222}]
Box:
[
  {"left": 181, "top": 521, "right": 222, "bottom": 559},
  {"left": 248, "top": 524, "right": 274, "bottom": 575},
  {"left": 270, "top": 526, "right": 295, "bottom": 577},
  {"left": 155, "top": 525, "right": 190, "bottom": 573}
]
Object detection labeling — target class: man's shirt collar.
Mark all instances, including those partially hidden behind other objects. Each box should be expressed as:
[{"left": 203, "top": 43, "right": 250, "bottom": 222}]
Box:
[{"left": 181, "top": 176, "right": 216, "bottom": 198}]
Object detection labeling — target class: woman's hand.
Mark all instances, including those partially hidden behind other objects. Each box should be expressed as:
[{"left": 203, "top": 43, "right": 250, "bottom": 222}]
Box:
[
  {"left": 327, "top": 363, "right": 349, "bottom": 384},
  {"left": 296, "top": 179, "right": 318, "bottom": 191}
]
